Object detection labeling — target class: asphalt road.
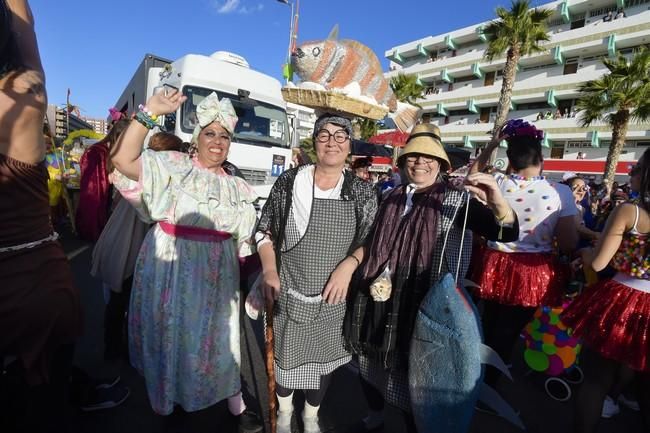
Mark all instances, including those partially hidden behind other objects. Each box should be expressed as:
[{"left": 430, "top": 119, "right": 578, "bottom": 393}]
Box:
[{"left": 58, "top": 227, "right": 645, "bottom": 433}]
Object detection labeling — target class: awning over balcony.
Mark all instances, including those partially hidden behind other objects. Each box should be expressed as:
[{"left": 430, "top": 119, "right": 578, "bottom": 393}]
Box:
[
  {"left": 560, "top": 0, "right": 571, "bottom": 23},
  {"left": 441, "top": 68, "right": 453, "bottom": 83},
  {"left": 417, "top": 43, "right": 429, "bottom": 58},
  {"left": 445, "top": 35, "right": 456, "bottom": 50},
  {"left": 468, "top": 99, "right": 478, "bottom": 114},
  {"left": 471, "top": 63, "right": 483, "bottom": 78},
  {"left": 553, "top": 46, "right": 564, "bottom": 65},
  {"left": 590, "top": 130, "right": 600, "bottom": 148},
  {"left": 476, "top": 25, "right": 487, "bottom": 43},
  {"left": 387, "top": 49, "right": 404, "bottom": 65},
  {"left": 608, "top": 34, "right": 617, "bottom": 58},
  {"left": 546, "top": 89, "right": 557, "bottom": 108},
  {"left": 543, "top": 159, "right": 636, "bottom": 176}
]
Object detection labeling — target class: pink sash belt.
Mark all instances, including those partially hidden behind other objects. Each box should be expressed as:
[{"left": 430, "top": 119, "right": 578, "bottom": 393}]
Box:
[{"left": 159, "top": 221, "right": 232, "bottom": 242}]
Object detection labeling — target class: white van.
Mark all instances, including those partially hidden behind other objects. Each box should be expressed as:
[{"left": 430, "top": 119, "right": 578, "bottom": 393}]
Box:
[{"left": 113, "top": 52, "right": 293, "bottom": 200}]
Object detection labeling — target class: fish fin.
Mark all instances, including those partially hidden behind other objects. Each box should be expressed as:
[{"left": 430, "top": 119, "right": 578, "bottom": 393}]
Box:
[
  {"left": 480, "top": 344, "right": 513, "bottom": 381},
  {"left": 387, "top": 102, "right": 420, "bottom": 132},
  {"left": 478, "top": 383, "right": 526, "bottom": 430},
  {"left": 462, "top": 279, "right": 481, "bottom": 289},
  {"left": 327, "top": 24, "right": 339, "bottom": 40}
]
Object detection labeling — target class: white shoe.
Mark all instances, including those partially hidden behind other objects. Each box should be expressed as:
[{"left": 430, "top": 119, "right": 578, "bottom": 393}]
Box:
[
  {"left": 302, "top": 413, "right": 321, "bottom": 433},
  {"left": 618, "top": 394, "right": 641, "bottom": 411},
  {"left": 277, "top": 410, "right": 292, "bottom": 433},
  {"left": 601, "top": 395, "right": 621, "bottom": 418}
]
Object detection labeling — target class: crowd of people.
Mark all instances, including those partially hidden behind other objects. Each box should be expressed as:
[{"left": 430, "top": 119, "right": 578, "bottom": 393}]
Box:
[{"left": 1, "top": 2, "right": 649, "bottom": 433}]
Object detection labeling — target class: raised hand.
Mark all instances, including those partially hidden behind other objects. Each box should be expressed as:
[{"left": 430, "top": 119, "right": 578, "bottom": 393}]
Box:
[{"left": 145, "top": 88, "right": 187, "bottom": 116}]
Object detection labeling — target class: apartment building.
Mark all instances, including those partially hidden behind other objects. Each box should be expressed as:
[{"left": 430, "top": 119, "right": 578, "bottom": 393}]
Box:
[
  {"left": 286, "top": 102, "right": 316, "bottom": 142},
  {"left": 83, "top": 117, "right": 109, "bottom": 135},
  {"left": 45, "top": 104, "right": 93, "bottom": 140},
  {"left": 385, "top": 0, "right": 650, "bottom": 176}
]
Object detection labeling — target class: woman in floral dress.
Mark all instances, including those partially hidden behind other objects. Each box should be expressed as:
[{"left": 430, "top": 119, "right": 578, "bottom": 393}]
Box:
[{"left": 111, "top": 90, "right": 257, "bottom": 415}]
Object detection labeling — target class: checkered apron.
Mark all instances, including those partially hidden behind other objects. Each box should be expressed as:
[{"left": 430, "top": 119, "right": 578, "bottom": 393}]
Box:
[{"left": 274, "top": 197, "right": 357, "bottom": 389}]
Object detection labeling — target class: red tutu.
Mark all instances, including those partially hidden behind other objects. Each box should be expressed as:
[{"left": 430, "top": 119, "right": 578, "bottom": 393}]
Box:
[
  {"left": 471, "top": 248, "right": 568, "bottom": 307},
  {"left": 562, "top": 279, "right": 650, "bottom": 372}
]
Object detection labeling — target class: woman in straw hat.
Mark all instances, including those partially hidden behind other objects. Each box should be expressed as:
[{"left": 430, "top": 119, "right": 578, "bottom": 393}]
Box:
[
  {"left": 256, "top": 113, "right": 378, "bottom": 433},
  {"left": 344, "top": 123, "right": 519, "bottom": 431}
]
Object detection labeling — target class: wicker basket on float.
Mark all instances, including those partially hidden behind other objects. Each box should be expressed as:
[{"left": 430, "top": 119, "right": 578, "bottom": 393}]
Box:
[{"left": 281, "top": 87, "right": 388, "bottom": 120}]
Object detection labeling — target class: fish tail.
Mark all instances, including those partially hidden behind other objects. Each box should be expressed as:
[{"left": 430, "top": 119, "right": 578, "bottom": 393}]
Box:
[{"left": 388, "top": 102, "right": 421, "bottom": 132}]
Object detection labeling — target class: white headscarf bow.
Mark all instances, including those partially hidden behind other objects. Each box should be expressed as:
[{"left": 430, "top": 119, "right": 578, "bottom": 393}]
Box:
[{"left": 191, "top": 92, "right": 238, "bottom": 143}]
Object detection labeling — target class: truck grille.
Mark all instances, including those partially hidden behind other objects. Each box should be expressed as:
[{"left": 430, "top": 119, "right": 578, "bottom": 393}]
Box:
[{"left": 240, "top": 169, "right": 270, "bottom": 185}]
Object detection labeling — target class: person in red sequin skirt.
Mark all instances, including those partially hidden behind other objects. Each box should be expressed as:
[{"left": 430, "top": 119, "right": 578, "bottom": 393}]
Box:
[
  {"left": 562, "top": 147, "right": 650, "bottom": 433},
  {"left": 468, "top": 120, "right": 578, "bottom": 400}
]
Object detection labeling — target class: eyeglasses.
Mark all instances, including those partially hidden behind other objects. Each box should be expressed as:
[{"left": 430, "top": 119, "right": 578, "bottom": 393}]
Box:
[
  {"left": 572, "top": 185, "right": 588, "bottom": 192},
  {"left": 405, "top": 155, "right": 436, "bottom": 164},
  {"left": 316, "top": 129, "right": 349, "bottom": 144}
]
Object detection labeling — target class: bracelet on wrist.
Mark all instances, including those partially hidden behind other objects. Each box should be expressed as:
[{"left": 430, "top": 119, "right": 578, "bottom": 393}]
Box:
[
  {"left": 347, "top": 255, "right": 361, "bottom": 267},
  {"left": 138, "top": 104, "right": 159, "bottom": 121},
  {"left": 495, "top": 207, "right": 512, "bottom": 223},
  {"left": 134, "top": 111, "right": 157, "bottom": 130}
]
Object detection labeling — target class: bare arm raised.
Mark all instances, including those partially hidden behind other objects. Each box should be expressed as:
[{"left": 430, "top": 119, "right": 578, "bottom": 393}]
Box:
[
  {"left": 111, "top": 89, "right": 186, "bottom": 180},
  {"left": 0, "top": 0, "right": 47, "bottom": 164}
]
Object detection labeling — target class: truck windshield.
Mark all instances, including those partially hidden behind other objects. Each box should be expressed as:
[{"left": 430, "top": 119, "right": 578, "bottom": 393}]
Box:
[{"left": 180, "top": 85, "right": 290, "bottom": 148}]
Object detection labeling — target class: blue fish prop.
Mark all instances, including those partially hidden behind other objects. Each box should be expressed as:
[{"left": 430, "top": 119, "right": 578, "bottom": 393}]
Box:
[{"left": 409, "top": 274, "right": 525, "bottom": 432}]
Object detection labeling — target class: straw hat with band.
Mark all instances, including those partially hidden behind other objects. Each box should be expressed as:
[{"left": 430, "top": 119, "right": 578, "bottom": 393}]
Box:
[{"left": 398, "top": 124, "right": 451, "bottom": 172}]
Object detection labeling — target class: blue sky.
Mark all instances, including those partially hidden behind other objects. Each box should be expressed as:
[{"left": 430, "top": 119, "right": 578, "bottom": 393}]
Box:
[{"left": 31, "top": 0, "right": 543, "bottom": 119}]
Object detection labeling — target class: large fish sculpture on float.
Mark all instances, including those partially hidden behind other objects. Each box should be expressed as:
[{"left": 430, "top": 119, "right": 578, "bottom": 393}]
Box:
[
  {"left": 409, "top": 274, "right": 526, "bottom": 432},
  {"left": 290, "top": 26, "right": 420, "bottom": 132}
]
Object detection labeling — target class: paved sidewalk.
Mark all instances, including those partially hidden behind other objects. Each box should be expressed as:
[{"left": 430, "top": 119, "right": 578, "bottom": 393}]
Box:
[{"left": 59, "top": 227, "right": 644, "bottom": 433}]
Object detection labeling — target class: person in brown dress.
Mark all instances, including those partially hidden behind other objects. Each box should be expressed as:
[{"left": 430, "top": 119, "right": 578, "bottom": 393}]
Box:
[{"left": 0, "top": 1, "right": 82, "bottom": 431}]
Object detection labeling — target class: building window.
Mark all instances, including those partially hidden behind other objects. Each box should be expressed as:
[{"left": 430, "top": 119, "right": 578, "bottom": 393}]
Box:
[
  {"left": 447, "top": 108, "right": 474, "bottom": 116},
  {"left": 589, "top": 4, "right": 618, "bottom": 17},
  {"left": 454, "top": 75, "right": 476, "bottom": 84},
  {"left": 522, "top": 62, "right": 558, "bottom": 72},
  {"left": 516, "top": 101, "right": 552, "bottom": 110},
  {"left": 563, "top": 63, "right": 578, "bottom": 75},
  {"left": 547, "top": 17, "right": 565, "bottom": 27}
]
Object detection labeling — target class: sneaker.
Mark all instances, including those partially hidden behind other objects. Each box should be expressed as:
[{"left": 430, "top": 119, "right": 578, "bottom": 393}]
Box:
[
  {"left": 237, "top": 409, "right": 263, "bottom": 433},
  {"left": 302, "top": 413, "right": 321, "bottom": 433},
  {"left": 277, "top": 410, "right": 292, "bottom": 433},
  {"left": 618, "top": 394, "right": 641, "bottom": 411},
  {"left": 94, "top": 375, "right": 121, "bottom": 390},
  {"left": 601, "top": 395, "right": 620, "bottom": 418},
  {"left": 79, "top": 385, "right": 130, "bottom": 411}
]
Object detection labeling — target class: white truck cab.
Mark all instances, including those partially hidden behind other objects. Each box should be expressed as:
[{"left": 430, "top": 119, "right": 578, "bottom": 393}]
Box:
[{"left": 114, "top": 52, "right": 293, "bottom": 200}]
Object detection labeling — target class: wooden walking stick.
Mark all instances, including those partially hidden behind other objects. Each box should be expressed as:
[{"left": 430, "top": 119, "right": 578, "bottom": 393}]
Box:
[{"left": 265, "top": 296, "right": 277, "bottom": 433}]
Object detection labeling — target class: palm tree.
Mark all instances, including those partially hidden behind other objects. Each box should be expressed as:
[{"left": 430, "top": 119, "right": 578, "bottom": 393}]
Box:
[
  {"left": 299, "top": 137, "right": 317, "bottom": 162},
  {"left": 390, "top": 73, "right": 425, "bottom": 106},
  {"left": 355, "top": 118, "right": 379, "bottom": 141},
  {"left": 483, "top": 0, "right": 553, "bottom": 139},
  {"left": 576, "top": 47, "right": 650, "bottom": 186}
]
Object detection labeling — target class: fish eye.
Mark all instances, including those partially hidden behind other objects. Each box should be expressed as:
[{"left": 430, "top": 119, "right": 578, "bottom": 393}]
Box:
[{"left": 312, "top": 47, "right": 321, "bottom": 57}]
